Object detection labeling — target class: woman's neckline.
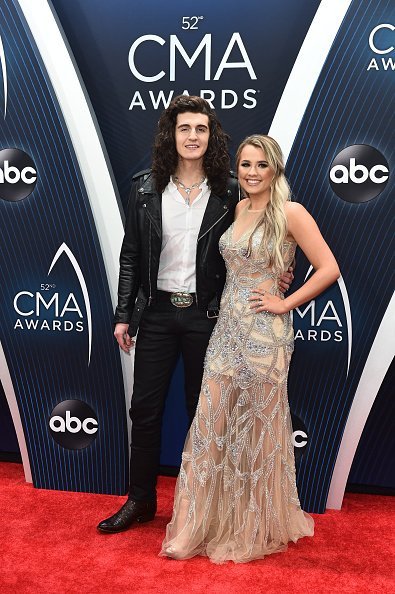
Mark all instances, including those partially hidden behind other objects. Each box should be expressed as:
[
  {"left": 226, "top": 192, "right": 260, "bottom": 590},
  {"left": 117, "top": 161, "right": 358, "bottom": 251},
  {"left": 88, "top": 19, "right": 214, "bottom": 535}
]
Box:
[{"left": 246, "top": 198, "right": 268, "bottom": 213}]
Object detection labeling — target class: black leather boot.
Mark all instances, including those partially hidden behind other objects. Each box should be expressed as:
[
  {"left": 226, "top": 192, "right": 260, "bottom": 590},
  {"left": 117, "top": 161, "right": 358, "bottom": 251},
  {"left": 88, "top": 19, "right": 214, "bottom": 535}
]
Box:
[{"left": 97, "top": 499, "right": 157, "bottom": 533}]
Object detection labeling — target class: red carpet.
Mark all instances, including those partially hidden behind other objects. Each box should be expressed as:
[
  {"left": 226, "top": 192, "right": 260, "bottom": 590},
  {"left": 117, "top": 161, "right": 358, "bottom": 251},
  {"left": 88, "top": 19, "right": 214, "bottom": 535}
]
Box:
[{"left": 0, "top": 462, "right": 393, "bottom": 594}]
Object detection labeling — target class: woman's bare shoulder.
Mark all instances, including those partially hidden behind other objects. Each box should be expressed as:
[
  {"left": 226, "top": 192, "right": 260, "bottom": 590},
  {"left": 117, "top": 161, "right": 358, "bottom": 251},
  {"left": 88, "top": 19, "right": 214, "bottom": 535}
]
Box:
[
  {"left": 284, "top": 201, "right": 313, "bottom": 241},
  {"left": 284, "top": 201, "right": 308, "bottom": 215}
]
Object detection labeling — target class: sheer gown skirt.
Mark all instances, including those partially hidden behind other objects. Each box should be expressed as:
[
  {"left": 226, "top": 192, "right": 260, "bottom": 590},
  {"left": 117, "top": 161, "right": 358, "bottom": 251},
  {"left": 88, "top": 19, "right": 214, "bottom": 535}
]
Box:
[{"left": 160, "top": 334, "right": 314, "bottom": 563}]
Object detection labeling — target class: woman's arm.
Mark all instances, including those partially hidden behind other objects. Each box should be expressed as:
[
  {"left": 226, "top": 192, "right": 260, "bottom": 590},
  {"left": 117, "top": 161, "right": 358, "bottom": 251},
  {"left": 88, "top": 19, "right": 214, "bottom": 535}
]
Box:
[{"left": 282, "top": 202, "right": 340, "bottom": 311}]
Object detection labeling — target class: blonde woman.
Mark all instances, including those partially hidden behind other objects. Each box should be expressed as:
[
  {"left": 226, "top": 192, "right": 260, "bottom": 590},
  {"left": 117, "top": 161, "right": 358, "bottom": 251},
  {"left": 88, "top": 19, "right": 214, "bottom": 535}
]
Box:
[{"left": 161, "top": 135, "right": 340, "bottom": 563}]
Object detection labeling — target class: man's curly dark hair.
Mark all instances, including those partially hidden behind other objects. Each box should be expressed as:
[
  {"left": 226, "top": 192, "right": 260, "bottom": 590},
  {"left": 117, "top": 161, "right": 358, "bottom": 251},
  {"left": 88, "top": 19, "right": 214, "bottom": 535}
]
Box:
[{"left": 151, "top": 95, "right": 230, "bottom": 195}]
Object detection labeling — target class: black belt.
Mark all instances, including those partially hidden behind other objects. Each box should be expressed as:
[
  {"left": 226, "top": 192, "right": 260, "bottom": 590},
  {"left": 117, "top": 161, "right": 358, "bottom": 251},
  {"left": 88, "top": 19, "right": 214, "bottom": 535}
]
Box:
[{"left": 156, "top": 291, "right": 196, "bottom": 308}]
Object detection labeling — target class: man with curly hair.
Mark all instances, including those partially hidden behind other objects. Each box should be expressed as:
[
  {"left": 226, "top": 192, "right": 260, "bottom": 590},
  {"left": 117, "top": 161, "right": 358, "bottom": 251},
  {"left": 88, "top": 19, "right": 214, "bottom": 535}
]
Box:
[{"left": 97, "top": 96, "right": 291, "bottom": 533}]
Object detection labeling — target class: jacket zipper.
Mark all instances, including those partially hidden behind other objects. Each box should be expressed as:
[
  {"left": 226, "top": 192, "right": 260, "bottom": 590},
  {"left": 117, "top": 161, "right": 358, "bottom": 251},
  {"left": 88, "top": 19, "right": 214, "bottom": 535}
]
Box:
[
  {"left": 142, "top": 196, "right": 157, "bottom": 306},
  {"left": 197, "top": 209, "right": 228, "bottom": 242}
]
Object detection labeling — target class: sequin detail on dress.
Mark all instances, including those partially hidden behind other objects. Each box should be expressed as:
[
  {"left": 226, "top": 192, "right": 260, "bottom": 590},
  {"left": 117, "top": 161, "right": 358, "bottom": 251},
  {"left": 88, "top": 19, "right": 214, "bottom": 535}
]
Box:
[{"left": 160, "top": 224, "right": 314, "bottom": 563}]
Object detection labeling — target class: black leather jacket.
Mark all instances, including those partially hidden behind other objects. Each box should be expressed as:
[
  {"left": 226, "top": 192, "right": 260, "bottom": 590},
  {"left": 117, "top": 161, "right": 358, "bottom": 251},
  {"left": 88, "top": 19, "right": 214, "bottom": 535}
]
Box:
[{"left": 114, "top": 170, "right": 239, "bottom": 332}]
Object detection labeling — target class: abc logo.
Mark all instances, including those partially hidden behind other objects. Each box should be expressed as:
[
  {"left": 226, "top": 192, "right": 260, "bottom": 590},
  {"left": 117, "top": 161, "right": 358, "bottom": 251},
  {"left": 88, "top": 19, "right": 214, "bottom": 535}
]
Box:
[
  {"left": 0, "top": 148, "right": 37, "bottom": 202},
  {"left": 329, "top": 144, "right": 389, "bottom": 203},
  {"left": 49, "top": 399, "right": 98, "bottom": 450},
  {"left": 291, "top": 414, "right": 309, "bottom": 461}
]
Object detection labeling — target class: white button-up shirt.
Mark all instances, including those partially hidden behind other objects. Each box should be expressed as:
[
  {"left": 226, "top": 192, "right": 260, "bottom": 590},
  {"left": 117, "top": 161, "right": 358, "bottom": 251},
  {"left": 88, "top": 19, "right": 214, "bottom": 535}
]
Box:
[{"left": 157, "top": 178, "right": 210, "bottom": 293}]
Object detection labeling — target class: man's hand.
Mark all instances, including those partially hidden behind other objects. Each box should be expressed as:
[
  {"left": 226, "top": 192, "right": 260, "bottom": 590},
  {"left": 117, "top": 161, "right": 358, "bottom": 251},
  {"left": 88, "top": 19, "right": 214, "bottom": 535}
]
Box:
[
  {"left": 278, "top": 266, "right": 294, "bottom": 293},
  {"left": 114, "top": 323, "right": 135, "bottom": 353}
]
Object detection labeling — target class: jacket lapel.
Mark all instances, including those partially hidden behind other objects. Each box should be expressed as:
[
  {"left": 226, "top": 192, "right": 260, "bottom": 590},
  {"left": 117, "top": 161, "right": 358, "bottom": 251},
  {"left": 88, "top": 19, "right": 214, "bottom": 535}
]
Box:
[{"left": 198, "top": 191, "right": 230, "bottom": 240}]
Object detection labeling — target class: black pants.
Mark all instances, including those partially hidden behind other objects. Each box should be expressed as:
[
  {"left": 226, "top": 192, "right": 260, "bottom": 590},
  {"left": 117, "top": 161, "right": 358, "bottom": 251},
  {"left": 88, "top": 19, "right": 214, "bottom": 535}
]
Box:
[{"left": 128, "top": 298, "right": 217, "bottom": 502}]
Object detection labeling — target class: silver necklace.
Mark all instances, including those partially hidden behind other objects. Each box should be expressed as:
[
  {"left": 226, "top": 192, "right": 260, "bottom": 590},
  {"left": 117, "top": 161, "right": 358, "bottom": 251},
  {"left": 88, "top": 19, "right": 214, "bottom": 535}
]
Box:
[{"left": 173, "top": 176, "right": 205, "bottom": 205}]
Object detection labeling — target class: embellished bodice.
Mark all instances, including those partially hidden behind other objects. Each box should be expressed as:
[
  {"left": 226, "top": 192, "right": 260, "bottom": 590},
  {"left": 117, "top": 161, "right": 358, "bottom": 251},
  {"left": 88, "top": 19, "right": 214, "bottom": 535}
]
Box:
[
  {"left": 204, "top": 224, "right": 297, "bottom": 380},
  {"left": 219, "top": 223, "right": 296, "bottom": 299}
]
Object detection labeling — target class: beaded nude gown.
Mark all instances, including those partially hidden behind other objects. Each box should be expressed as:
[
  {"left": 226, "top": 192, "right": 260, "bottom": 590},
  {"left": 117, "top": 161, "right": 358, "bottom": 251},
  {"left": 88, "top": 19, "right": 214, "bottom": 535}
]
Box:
[{"left": 160, "top": 208, "right": 314, "bottom": 563}]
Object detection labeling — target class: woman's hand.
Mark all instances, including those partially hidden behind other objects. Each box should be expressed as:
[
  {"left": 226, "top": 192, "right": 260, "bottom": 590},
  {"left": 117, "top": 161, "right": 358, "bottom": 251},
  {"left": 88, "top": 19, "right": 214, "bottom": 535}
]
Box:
[
  {"left": 114, "top": 323, "right": 135, "bottom": 353},
  {"left": 249, "top": 289, "right": 288, "bottom": 315}
]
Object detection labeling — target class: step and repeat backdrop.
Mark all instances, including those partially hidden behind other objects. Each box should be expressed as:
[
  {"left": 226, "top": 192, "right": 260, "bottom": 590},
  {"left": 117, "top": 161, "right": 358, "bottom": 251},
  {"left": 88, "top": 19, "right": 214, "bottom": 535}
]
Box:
[{"left": 0, "top": 0, "right": 393, "bottom": 512}]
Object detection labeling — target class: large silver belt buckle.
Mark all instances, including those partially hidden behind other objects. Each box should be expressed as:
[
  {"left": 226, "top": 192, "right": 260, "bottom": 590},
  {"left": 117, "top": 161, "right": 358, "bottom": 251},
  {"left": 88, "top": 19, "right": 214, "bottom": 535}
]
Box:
[{"left": 170, "top": 292, "right": 193, "bottom": 308}]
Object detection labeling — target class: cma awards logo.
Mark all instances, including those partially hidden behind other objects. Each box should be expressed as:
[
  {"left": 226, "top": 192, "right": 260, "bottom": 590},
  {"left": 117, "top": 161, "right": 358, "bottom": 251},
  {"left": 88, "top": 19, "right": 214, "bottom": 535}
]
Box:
[
  {"left": 49, "top": 399, "right": 98, "bottom": 450},
  {"left": 292, "top": 268, "right": 352, "bottom": 377},
  {"left": 366, "top": 24, "right": 395, "bottom": 71},
  {"left": 128, "top": 19, "right": 257, "bottom": 111},
  {"left": 13, "top": 243, "right": 93, "bottom": 365}
]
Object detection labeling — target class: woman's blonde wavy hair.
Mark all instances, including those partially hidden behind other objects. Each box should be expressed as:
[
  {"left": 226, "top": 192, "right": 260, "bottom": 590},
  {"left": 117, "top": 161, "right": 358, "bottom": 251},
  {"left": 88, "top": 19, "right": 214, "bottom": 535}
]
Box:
[{"left": 236, "top": 135, "right": 291, "bottom": 273}]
